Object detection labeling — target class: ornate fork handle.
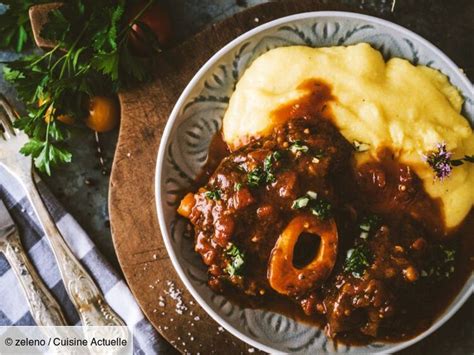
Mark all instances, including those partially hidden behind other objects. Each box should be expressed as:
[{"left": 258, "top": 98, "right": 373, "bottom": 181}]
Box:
[
  {"left": 1, "top": 228, "right": 67, "bottom": 326},
  {"left": 22, "top": 177, "right": 125, "bottom": 327}
]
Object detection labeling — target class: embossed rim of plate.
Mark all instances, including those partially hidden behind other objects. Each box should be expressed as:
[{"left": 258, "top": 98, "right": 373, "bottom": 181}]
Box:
[{"left": 156, "top": 11, "right": 474, "bottom": 354}]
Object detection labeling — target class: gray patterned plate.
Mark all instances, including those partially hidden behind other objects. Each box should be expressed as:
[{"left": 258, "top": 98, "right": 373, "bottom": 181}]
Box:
[{"left": 155, "top": 12, "right": 474, "bottom": 354}]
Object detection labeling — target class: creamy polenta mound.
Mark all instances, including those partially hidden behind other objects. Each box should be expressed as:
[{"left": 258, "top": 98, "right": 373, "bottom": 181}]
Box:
[{"left": 223, "top": 43, "right": 474, "bottom": 229}]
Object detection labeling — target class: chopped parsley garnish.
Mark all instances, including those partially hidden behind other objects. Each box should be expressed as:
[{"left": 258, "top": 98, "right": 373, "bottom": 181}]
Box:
[
  {"left": 353, "top": 140, "right": 370, "bottom": 152},
  {"left": 246, "top": 150, "right": 281, "bottom": 187},
  {"left": 292, "top": 196, "right": 310, "bottom": 209},
  {"left": 421, "top": 245, "right": 456, "bottom": 281},
  {"left": 359, "top": 214, "right": 381, "bottom": 239},
  {"left": 204, "top": 189, "right": 222, "bottom": 200},
  {"left": 289, "top": 140, "right": 309, "bottom": 154},
  {"left": 344, "top": 244, "right": 372, "bottom": 278},
  {"left": 291, "top": 191, "right": 332, "bottom": 220},
  {"left": 234, "top": 182, "right": 242, "bottom": 191},
  {"left": 289, "top": 140, "right": 326, "bottom": 162},
  {"left": 310, "top": 199, "right": 332, "bottom": 219},
  {"left": 247, "top": 167, "right": 266, "bottom": 187},
  {"left": 225, "top": 244, "right": 245, "bottom": 276},
  {"left": 263, "top": 150, "right": 281, "bottom": 183}
]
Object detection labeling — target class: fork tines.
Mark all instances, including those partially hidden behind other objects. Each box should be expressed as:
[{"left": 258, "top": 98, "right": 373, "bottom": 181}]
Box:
[{"left": 0, "top": 94, "right": 17, "bottom": 138}]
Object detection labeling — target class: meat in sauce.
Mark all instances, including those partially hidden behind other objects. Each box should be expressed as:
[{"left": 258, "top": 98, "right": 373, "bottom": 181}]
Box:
[{"left": 177, "top": 79, "right": 474, "bottom": 344}]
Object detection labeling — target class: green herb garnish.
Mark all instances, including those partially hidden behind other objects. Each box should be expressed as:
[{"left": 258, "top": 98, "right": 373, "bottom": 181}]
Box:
[
  {"left": 1, "top": 0, "right": 159, "bottom": 174},
  {"left": 225, "top": 244, "right": 245, "bottom": 276},
  {"left": 289, "top": 140, "right": 309, "bottom": 154},
  {"left": 263, "top": 150, "right": 281, "bottom": 183},
  {"left": 291, "top": 196, "right": 310, "bottom": 209},
  {"left": 421, "top": 245, "right": 456, "bottom": 281},
  {"left": 0, "top": 1, "right": 39, "bottom": 52},
  {"left": 309, "top": 198, "right": 332, "bottom": 219},
  {"left": 234, "top": 182, "right": 242, "bottom": 191},
  {"left": 204, "top": 189, "right": 222, "bottom": 201},
  {"left": 246, "top": 150, "right": 281, "bottom": 187},
  {"left": 291, "top": 191, "right": 332, "bottom": 220},
  {"left": 289, "top": 140, "right": 326, "bottom": 162},
  {"left": 422, "top": 143, "right": 474, "bottom": 180},
  {"left": 344, "top": 244, "right": 372, "bottom": 278},
  {"left": 451, "top": 155, "right": 474, "bottom": 166},
  {"left": 359, "top": 214, "right": 381, "bottom": 239},
  {"left": 247, "top": 167, "right": 265, "bottom": 187}
]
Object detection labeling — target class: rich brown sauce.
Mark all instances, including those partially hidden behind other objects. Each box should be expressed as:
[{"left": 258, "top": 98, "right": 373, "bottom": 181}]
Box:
[
  {"left": 183, "top": 79, "right": 474, "bottom": 345},
  {"left": 271, "top": 79, "right": 334, "bottom": 123}
]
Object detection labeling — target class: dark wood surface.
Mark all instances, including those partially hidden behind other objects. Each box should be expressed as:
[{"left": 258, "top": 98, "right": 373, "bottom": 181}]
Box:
[{"left": 109, "top": 1, "right": 474, "bottom": 354}]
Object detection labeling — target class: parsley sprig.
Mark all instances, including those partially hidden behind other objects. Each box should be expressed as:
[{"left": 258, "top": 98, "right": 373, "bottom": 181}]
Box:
[{"left": 1, "top": 0, "right": 159, "bottom": 174}]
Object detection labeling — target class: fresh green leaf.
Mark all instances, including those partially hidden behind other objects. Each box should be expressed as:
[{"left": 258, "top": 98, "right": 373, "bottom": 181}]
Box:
[
  {"left": 263, "top": 150, "right": 281, "bottom": 183},
  {"left": 92, "top": 50, "right": 120, "bottom": 81},
  {"left": 204, "top": 189, "right": 222, "bottom": 201},
  {"left": 234, "top": 182, "right": 242, "bottom": 191},
  {"left": 450, "top": 159, "right": 464, "bottom": 167},
  {"left": 1, "top": 0, "right": 156, "bottom": 174},
  {"left": 0, "top": 0, "right": 41, "bottom": 51},
  {"left": 451, "top": 154, "right": 474, "bottom": 166},
  {"left": 16, "top": 25, "right": 27, "bottom": 52},
  {"left": 289, "top": 140, "right": 309, "bottom": 154},
  {"left": 344, "top": 244, "right": 372, "bottom": 278},
  {"left": 292, "top": 196, "right": 310, "bottom": 209},
  {"left": 292, "top": 191, "right": 332, "bottom": 219},
  {"left": 247, "top": 167, "right": 265, "bottom": 187},
  {"left": 463, "top": 155, "right": 474, "bottom": 163},
  {"left": 310, "top": 198, "right": 332, "bottom": 219},
  {"left": 225, "top": 244, "right": 245, "bottom": 276},
  {"left": 19, "top": 138, "right": 45, "bottom": 158},
  {"left": 49, "top": 144, "right": 72, "bottom": 165}
]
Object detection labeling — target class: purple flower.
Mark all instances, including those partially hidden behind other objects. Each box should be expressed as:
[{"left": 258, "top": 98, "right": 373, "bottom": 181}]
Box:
[{"left": 423, "top": 142, "right": 453, "bottom": 180}]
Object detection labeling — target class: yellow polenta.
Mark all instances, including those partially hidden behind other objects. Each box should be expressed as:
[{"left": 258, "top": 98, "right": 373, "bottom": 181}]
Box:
[{"left": 222, "top": 43, "right": 474, "bottom": 229}]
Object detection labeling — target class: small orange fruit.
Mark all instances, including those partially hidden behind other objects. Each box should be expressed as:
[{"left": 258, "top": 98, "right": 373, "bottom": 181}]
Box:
[{"left": 85, "top": 96, "right": 119, "bottom": 132}]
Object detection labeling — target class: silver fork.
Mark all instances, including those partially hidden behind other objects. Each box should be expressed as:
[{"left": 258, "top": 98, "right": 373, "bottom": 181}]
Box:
[
  {"left": 0, "top": 199, "right": 67, "bottom": 326},
  {"left": 0, "top": 94, "right": 125, "bottom": 327}
]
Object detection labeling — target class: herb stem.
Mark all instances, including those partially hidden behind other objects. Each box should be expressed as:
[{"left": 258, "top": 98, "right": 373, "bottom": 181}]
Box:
[
  {"left": 118, "top": 0, "right": 155, "bottom": 37},
  {"left": 29, "top": 44, "right": 61, "bottom": 67}
]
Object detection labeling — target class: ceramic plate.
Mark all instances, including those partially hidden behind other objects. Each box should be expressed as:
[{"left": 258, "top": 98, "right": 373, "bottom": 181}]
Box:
[{"left": 156, "top": 11, "right": 474, "bottom": 353}]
